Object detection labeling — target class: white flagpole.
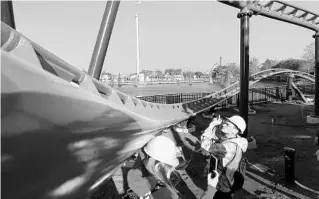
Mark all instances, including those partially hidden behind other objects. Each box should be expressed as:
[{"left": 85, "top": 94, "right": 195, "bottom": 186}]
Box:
[{"left": 135, "top": 0, "right": 141, "bottom": 85}]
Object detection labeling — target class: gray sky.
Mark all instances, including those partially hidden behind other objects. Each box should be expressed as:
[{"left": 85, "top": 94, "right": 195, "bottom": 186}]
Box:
[{"left": 13, "top": 1, "right": 319, "bottom": 74}]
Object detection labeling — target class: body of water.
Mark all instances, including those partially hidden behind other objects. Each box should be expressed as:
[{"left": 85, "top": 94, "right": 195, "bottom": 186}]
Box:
[{"left": 117, "top": 80, "right": 286, "bottom": 97}]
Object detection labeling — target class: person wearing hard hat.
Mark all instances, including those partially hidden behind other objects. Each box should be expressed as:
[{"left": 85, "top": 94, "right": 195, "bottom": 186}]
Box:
[
  {"left": 200, "top": 115, "right": 248, "bottom": 199},
  {"left": 126, "top": 135, "right": 220, "bottom": 199}
]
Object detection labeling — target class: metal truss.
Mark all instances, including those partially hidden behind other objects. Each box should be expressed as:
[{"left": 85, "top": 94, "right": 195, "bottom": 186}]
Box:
[{"left": 218, "top": 1, "right": 319, "bottom": 32}]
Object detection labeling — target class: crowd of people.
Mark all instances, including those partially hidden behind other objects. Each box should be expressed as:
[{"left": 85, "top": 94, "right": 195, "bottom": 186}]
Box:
[{"left": 122, "top": 111, "right": 249, "bottom": 199}]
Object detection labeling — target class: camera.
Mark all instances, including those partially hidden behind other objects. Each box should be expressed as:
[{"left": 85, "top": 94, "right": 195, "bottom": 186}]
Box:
[{"left": 209, "top": 156, "right": 218, "bottom": 178}]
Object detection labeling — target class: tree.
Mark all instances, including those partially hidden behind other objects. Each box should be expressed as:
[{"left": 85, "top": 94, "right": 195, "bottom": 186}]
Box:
[
  {"left": 226, "top": 63, "right": 240, "bottom": 77},
  {"left": 182, "top": 71, "right": 193, "bottom": 79},
  {"left": 302, "top": 42, "right": 315, "bottom": 64},
  {"left": 175, "top": 68, "right": 182, "bottom": 75},
  {"left": 261, "top": 59, "right": 278, "bottom": 70},
  {"left": 194, "top": 71, "right": 204, "bottom": 78},
  {"left": 164, "top": 68, "right": 175, "bottom": 76},
  {"left": 273, "top": 58, "right": 314, "bottom": 73},
  {"left": 212, "top": 64, "right": 230, "bottom": 85},
  {"left": 155, "top": 70, "right": 163, "bottom": 79},
  {"left": 249, "top": 57, "right": 261, "bottom": 75}
]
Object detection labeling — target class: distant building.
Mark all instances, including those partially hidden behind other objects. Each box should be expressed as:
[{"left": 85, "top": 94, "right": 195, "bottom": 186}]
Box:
[
  {"left": 138, "top": 73, "right": 151, "bottom": 82},
  {"left": 128, "top": 73, "right": 150, "bottom": 82},
  {"left": 174, "top": 75, "right": 184, "bottom": 81},
  {"left": 100, "top": 73, "right": 112, "bottom": 81},
  {"left": 193, "top": 75, "right": 197, "bottom": 80}
]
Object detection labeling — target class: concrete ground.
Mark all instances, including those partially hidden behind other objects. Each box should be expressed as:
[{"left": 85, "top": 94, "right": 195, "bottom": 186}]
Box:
[{"left": 90, "top": 103, "right": 319, "bottom": 199}]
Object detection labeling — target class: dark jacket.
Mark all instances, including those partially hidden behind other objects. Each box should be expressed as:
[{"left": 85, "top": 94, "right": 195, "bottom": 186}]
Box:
[
  {"left": 127, "top": 150, "right": 217, "bottom": 199},
  {"left": 128, "top": 166, "right": 217, "bottom": 199}
]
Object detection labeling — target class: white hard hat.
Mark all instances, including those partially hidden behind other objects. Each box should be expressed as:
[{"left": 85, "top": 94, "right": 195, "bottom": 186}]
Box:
[
  {"left": 227, "top": 115, "right": 246, "bottom": 134},
  {"left": 144, "top": 136, "right": 179, "bottom": 167}
]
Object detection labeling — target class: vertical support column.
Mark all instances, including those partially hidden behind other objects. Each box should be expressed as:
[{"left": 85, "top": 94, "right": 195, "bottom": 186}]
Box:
[
  {"left": 1, "top": 0, "right": 16, "bottom": 29},
  {"left": 286, "top": 74, "right": 293, "bottom": 102},
  {"left": 88, "top": 0, "right": 120, "bottom": 80},
  {"left": 314, "top": 33, "right": 319, "bottom": 116},
  {"left": 237, "top": 7, "right": 253, "bottom": 137}
]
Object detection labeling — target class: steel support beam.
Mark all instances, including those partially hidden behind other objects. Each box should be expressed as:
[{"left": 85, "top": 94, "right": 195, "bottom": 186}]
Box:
[
  {"left": 238, "top": 8, "right": 252, "bottom": 138},
  {"left": 218, "top": 1, "right": 319, "bottom": 32},
  {"left": 88, "top": 0, "right": 120, "bottom": 80},
  {"left": 287, "top": 74, "right": 293, "bottom": 102},
  {"left": 1, "top": 0, "right": 16, "bottom": 29},
  {"left": 314, "top": 32, "right": 319, "bottom": 116}
]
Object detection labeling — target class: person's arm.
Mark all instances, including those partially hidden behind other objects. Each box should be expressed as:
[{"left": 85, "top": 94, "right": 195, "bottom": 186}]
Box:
[
  {"left": 127, "top": 168, "right": 157, "bottom": 197},
  {"left": 208, "top": 142, "right": 227, "bottom": 158},
  {"left": 180, "top": 132, "right": 201, "bottom": 151}
]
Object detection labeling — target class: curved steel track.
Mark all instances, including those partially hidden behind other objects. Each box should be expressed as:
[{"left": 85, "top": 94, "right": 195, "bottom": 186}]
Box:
[{"left": 1, "top": 23, "right": 315, "bottom": 199}]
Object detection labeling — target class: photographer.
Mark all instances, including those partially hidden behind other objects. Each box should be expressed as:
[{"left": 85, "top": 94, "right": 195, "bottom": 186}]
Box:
[
  {"left": 125, "top": 135, "right": 221, "bottom": 199},
  {"left": 200, "top": 114, "right": 248, "bottom": 199}
]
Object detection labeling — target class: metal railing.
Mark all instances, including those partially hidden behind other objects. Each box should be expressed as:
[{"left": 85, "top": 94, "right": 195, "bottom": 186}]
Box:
[
  {"left": 136, "top": 85, "right": 293, "bottom": 107},
  {"left": 137, "top": 92, "right": 211, "bottom": 104}
]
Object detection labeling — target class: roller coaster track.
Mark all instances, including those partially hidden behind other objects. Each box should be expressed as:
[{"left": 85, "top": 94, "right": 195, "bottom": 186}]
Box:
[
  {"left": 218, "top": 0, "right": 319, "bottom": 32},
  {"left": 1, "top": 23, "right": 316, "bottom": 199}
]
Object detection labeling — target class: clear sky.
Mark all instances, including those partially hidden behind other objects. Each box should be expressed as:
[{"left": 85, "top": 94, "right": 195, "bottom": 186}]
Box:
[{"left": 12, "top": 1, "right": 319, "bottom": 74}]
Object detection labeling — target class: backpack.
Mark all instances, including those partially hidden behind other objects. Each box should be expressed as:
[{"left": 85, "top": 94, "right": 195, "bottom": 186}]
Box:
[
  {"left": 217, "top": 142, "right": 247, "bottom": 193},
  {"left": 230, "top": 156, "right": 247, "bottom": 192},
  {"left": 122, "top": 150, "right": 181, "bottom": 199}
]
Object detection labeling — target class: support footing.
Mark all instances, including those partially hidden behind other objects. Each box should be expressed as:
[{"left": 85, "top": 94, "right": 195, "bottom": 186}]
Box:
[
  {"left": 247, "top": 136, "right": 257, "bottom": 149},
  {"left": 306, "top": 115, "right": 319, "bottom": 124}
]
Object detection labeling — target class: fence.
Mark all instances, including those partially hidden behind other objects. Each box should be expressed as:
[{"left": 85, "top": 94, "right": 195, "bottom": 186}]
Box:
[
  {"left": 213, "top": 86, "right": 290, "bottom": 109},
  {"left": 295, "top": 83, "right": 315, "bottom": 94},
  {"left": 136, "top": 85, "right": 292, "bottom": 107},
  {"left": 137, "top": 92, "right": 210, "bottom": 104}
]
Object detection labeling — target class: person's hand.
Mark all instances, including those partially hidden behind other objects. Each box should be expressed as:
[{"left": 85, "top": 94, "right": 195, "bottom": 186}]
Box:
[
  {"left": 199, "top": 148, "right": 210, "bottom": 157},
  {"left": 211, "top": 115, "right": 223, "bottom": 126},
  {"left": 207, "top": 171, "right": 219, "bottom": 188},
  {"left": 202, "top": 116, "right": 222, "bottom": 139},
  {"left": 201, "top": 137, "right": 212, "bottom": 152}
]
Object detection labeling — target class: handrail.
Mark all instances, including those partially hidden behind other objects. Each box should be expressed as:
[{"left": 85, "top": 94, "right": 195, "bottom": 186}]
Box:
[{"left": 136, "top": 85, "right": 294, "bottom": 105}]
